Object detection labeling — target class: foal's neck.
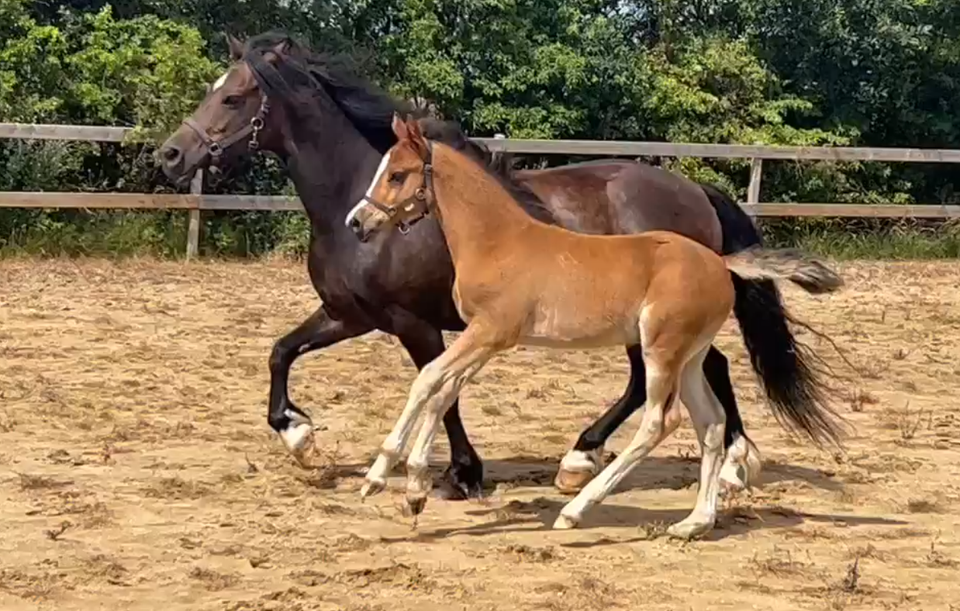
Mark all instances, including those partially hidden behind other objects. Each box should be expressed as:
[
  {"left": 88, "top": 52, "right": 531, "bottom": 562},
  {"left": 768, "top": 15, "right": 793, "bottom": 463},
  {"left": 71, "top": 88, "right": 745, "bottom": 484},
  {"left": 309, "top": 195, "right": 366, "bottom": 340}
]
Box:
[{"left": 432, "top": 142, "right": 535, "bottom": 267}]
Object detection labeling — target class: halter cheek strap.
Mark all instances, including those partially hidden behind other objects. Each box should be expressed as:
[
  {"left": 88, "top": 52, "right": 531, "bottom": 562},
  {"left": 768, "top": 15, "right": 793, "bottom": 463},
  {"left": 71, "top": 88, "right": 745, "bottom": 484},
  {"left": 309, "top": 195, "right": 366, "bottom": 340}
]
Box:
[{"left": 182, "top": 94, "right": 270, "bottom": 164}]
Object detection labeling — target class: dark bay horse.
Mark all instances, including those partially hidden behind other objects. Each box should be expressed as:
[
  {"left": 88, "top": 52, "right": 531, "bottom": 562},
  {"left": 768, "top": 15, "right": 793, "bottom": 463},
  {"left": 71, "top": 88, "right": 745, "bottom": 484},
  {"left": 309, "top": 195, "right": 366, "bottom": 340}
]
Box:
[{"left": 158, "top": 32, "right": 833, "bottom": 499}]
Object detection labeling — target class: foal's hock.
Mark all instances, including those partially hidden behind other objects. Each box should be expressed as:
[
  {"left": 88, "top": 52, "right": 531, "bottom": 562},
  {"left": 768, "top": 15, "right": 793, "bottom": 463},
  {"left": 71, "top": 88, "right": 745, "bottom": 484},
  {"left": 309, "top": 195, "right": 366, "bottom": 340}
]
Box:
[{"left": 347, "top": 114, "right": 844, "bottom": 539}]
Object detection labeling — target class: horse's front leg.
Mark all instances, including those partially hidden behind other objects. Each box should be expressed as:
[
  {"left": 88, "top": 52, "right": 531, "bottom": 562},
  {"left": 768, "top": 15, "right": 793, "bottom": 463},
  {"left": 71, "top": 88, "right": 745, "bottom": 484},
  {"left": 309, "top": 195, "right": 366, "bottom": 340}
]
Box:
[
  {"left": 394, "top": 315, "right": 484, "bottom": 500},
  {"left": 267, "top": 306, "right": 371, "bottom": 466}
]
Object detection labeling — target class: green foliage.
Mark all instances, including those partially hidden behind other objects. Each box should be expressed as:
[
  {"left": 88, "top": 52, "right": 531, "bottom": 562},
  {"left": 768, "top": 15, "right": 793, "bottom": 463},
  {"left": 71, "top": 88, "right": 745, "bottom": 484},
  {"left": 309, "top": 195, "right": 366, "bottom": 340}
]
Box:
[{"left": 1, "top": 0, "right": 960, "bottom": 258}]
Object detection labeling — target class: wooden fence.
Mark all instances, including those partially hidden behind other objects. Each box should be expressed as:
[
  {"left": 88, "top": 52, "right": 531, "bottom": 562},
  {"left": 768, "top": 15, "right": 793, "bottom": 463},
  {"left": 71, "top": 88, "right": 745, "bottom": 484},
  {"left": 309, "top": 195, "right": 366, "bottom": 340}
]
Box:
[{"left": 3, "top": 122, "right": 960, "bottom": 257}]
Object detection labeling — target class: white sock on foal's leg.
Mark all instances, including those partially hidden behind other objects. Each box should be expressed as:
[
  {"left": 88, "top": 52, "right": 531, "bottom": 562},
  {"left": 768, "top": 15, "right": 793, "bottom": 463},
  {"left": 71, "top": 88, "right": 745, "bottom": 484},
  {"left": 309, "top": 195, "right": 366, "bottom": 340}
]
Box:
[{"left": 666, "top": 358, "right": 725, "bottom": 540}]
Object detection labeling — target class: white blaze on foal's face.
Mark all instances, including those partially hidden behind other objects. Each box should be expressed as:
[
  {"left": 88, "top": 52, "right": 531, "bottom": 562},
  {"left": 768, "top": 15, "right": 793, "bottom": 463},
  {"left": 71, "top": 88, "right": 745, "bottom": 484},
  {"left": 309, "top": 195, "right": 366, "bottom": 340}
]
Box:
[
  {"left": 211, "top": 70, "right": 231, "bottom": 92},
  {"left": 343, "top": 151, "right": 392, "bottom": 228}
]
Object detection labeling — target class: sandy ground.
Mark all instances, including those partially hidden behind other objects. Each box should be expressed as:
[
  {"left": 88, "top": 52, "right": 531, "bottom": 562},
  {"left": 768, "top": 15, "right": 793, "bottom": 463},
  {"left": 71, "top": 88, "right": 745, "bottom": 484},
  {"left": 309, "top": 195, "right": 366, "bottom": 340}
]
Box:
[{"left": 1, "top": 257, "right": 959, "bottom": 611}]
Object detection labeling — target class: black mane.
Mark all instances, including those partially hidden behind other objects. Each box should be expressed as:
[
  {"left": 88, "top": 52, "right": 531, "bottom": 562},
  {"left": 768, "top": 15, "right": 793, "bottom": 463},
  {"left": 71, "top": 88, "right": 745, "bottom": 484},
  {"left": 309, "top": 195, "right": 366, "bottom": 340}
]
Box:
[{"left": 241, "top": 31, "right": 555, "bottom": 224}]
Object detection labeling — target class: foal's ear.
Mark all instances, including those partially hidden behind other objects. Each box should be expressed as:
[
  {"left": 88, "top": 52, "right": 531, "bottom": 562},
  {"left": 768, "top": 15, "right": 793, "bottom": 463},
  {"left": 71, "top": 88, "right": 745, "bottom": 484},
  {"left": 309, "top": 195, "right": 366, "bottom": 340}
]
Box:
[
  {"left": 404, "top": 117, "right": 430, "bottom": 159},
  {"left": 225, "top": 32, "right": 244, "bottom": 61},
  {"left": 391, "top": 112, "right": 410, "bottom": 141}
]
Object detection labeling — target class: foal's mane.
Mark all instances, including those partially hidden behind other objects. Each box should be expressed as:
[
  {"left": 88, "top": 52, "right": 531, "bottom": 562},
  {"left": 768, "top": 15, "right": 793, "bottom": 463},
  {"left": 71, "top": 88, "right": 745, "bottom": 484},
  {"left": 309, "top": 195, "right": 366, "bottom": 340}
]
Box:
[{"left": 241, "top": 31, "right": 555, "bottom": 224}]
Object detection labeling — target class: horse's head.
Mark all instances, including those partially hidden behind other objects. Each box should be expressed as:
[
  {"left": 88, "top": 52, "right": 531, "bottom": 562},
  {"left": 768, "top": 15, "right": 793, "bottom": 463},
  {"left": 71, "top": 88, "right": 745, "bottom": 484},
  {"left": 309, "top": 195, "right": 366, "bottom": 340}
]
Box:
[{"left": 158, "top": 33, "right": 288, "bottom": 186}]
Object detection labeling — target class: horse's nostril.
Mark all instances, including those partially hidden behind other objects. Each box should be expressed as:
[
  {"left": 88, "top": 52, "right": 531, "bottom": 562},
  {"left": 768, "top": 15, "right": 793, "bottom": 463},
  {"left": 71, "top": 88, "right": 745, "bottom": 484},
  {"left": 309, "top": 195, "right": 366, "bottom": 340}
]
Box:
[{"left": 161, "top": 145, "right": 182, "bottom": 163}]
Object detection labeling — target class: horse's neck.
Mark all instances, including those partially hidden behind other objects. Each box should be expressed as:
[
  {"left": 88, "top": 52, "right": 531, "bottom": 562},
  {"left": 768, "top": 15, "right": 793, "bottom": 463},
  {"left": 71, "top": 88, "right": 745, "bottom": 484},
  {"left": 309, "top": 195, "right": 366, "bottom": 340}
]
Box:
[
  {"left": 280, "top": 114, "right": 385, "bottom": 240},
  {"left": 432, "top": 143, "right": 534, "bottom": 268}
]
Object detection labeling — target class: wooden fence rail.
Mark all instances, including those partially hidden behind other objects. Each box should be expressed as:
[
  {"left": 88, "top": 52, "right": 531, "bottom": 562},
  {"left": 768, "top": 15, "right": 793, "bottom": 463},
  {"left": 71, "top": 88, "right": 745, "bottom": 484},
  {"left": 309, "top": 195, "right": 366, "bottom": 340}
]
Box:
[{"left": 2, "top": 122, "right": 960, "bottom": 257}]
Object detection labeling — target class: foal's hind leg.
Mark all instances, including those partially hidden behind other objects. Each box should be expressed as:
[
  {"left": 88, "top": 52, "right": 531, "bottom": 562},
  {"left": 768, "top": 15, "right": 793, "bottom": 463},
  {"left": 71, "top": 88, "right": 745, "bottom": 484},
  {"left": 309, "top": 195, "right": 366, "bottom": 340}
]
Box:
[
  {"left": 666, "top": 349, "right": 727, "bottom": 540},
  {"left": 554, "top": 347, "right": 683, "bottom": 529}
]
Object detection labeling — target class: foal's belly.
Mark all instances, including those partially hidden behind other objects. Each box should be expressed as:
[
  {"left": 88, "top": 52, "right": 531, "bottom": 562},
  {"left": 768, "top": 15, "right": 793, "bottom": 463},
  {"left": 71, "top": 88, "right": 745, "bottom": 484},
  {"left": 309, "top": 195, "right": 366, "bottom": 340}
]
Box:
[{"left": 519, "top": 304, "right": 640, "bottom": 350}]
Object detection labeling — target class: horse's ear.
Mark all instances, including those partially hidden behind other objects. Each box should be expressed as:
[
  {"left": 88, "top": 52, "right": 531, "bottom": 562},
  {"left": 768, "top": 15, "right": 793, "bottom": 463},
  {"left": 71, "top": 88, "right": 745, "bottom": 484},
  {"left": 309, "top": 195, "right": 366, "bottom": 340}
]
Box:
[
  {"left": 392, "top": 112, "right": 409, "bottom": 141},
  {"left": 225, "top": 32, "right": 244, "bottom": 61}
]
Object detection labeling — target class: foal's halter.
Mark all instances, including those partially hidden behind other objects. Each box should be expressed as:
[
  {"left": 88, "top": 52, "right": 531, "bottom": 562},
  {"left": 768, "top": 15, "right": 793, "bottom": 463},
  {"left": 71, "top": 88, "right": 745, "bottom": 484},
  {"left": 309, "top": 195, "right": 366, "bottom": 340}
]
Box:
[
  {"left": 182, "top": 88, "right": 270, "bottom": 165},
  {"left": 360, "top": 140, "right": 435, "bottom": 235}
]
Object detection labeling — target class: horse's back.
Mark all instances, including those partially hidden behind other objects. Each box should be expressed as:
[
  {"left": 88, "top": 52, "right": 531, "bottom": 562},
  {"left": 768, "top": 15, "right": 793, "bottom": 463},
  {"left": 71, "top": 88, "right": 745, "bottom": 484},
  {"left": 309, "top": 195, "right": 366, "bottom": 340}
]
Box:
[{"left": 516, "top": 160, "right": 724, "bottom": 252}]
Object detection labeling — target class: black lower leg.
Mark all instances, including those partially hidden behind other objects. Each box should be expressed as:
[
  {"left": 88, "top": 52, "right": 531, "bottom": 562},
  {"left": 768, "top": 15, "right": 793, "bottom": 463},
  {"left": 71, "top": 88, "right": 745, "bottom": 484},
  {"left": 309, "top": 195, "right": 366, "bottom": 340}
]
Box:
[
  {"left": 396, "top": 323, "right": 483, "bottom": 500},
  {"left": 702, "top": 346, "right": 747, "bottom": 449},
  {"left": 573, "top": 344, "right": 647, "bottom": 453},
  {"left": 267, "top": 306, "right": 369, "bottom": 433}
]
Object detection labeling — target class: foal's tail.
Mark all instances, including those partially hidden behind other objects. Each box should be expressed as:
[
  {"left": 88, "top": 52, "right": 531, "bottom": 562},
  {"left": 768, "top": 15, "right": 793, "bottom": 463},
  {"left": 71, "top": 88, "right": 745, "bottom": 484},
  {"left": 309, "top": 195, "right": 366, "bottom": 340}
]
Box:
[
  {"left": 724, "top": 246, "right": 844, "bottom": 294},
  {"left": 724, "top": 247, "right": 847, "bottom": 448}
]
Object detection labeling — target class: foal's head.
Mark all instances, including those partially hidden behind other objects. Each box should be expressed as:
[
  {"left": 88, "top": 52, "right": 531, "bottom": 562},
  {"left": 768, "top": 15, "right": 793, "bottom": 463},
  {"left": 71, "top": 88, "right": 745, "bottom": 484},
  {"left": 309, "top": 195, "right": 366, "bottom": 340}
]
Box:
[{"left": 345, "top": 114, "right": 434, "bottom": 242}]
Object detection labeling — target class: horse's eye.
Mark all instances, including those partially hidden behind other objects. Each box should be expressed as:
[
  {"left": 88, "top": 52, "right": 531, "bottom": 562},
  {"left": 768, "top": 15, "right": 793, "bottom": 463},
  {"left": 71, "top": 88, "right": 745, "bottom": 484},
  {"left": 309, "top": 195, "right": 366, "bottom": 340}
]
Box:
[
  {"left": 222, "top": 95, "right": 243, "bottom": 107},
  {"left": 388, "top": 171, "right": 406, "bottom": 184}
]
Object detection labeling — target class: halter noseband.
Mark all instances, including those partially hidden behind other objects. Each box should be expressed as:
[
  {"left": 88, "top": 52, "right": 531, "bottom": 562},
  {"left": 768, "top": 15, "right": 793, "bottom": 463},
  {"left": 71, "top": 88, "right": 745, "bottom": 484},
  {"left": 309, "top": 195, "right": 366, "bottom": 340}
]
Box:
[
  {"left": 359, "top": 140, "right": 435, "bottom": 235},
  {"left": 182, "top": 83, "right": 270, "bottom": 165}
]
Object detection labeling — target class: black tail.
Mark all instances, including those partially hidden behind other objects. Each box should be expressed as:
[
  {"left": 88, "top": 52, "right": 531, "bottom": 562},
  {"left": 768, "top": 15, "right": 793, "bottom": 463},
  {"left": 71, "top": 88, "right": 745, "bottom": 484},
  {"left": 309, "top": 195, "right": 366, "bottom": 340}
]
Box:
[{"left": 702, "top": 183, "right": 846, "bottom": 448}]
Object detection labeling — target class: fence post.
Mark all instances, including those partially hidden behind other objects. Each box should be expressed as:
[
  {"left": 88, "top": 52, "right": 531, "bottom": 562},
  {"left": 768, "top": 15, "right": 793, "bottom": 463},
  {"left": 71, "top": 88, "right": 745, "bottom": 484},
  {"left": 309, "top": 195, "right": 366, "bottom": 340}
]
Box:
[
  {"left": 747, "top": 158, "right": 763, "bottom": 217},
  {"left": 186, "top": 170, "right": 202, "bottom": 260}
]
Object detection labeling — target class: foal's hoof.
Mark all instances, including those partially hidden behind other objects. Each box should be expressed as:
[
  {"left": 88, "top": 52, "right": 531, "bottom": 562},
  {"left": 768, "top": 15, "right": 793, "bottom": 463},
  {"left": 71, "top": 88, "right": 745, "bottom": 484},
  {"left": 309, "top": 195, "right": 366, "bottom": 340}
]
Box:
[
  {"left": 405, "top": 495, "right": 428, "bottom": 517},
  {"left": 360, "top": 479, "right": 386, "bottom": 500},
  {"left": 666, "top": 519, "right": 714, "bottom": 541},
  {"left": 552, "top": 513, "right": 579, "bottom": 530}
]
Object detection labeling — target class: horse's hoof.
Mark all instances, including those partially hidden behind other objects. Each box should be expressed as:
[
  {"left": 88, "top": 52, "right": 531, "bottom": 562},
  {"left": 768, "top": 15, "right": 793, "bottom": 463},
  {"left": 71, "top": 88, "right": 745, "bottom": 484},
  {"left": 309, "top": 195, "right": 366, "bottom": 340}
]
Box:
[
  {"left": 554, "top": 448, "right": 604, "bottom": 494},
  {"left": 278, "top": 411, "right": 316, "bottom": 468},
  {"left": 554, "top": 468, "right": 596, "bottom": 495}
]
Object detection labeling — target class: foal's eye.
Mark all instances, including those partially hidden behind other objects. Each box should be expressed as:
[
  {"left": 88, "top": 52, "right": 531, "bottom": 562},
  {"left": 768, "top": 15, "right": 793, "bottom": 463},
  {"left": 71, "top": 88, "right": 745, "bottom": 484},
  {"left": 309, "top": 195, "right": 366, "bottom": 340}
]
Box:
[
  {"left": 388, "top": 171, "right": 406, "bottom": 185},
  {"left": 222, "top": 95, "right": 243, "bottom": 107}
]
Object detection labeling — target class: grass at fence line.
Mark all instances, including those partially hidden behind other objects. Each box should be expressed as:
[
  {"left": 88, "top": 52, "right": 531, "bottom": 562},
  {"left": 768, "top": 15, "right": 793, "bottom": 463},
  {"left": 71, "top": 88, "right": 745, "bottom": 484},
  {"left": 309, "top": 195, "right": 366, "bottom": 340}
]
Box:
[
  {"left": 759, "top": 217, "right": 960, "bottom": 260},
  {"left": 2, "top": 212, "right": 960, "bottom": 260}
]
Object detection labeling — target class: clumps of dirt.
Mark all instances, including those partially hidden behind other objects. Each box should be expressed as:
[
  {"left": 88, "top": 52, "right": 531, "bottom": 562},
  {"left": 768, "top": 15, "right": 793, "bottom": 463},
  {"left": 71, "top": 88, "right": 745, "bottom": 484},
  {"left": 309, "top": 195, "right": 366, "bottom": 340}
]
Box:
[
  {"left": 533, "top": 575, "right": 627, "bottom": 611},
  {"left": 335, "top": 562, "right": 436, "bottom": 593},
  {"left": 0, "top": 565, "right": 72, "bottom": 600},
  {"left": 17, "top": 472, "right": 73, "bottom": 491},
  {"left": 140, "top": 475, "right": 214, "bottom": 500},
  {"left": 329, "top": 533, "right": 372, "bottom": 553},
  {"left": 189, "top": 566, "right": 239, "bottom": 591},
  {"left": 499, "top": 543, "right": 559, "bottom": 563},
  {"left": 749, "top": 547, "right": 821, "bottom": 579},
  {"left": 81, "top": 554, "right": 130, "bottom": 586}
]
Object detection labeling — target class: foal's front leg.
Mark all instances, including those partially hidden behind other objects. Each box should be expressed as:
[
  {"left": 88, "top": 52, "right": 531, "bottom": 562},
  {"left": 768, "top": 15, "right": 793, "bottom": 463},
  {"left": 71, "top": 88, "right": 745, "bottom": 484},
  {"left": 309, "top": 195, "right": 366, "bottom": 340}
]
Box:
[{"left": 361, "top": 325, "right": 498, "bottom": 502}]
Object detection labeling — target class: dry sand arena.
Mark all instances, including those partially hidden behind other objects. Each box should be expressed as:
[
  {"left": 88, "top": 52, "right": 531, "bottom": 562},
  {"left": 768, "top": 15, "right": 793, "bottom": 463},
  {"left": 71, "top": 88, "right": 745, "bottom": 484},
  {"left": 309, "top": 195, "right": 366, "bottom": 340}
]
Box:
[{"left": 1, "top": 257, "right": 959, "bottom": 611}]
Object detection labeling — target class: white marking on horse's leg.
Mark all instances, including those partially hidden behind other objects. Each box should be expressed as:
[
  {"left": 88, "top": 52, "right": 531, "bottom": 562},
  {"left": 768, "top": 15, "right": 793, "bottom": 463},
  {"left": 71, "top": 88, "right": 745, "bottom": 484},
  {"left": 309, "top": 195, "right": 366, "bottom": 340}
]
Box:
[
  {"left": 719, "top": 434, "right": 763, "bottom": 495},
  {"left": 278, "top": 409, "right": 316, "bottom": 465},
  {"left": 559, "top": 448, "right": 605, "bottom": 473},
  {"left": 667, "top": 352, "right": 725, "bottom": 540},
  {"left": 554, "top": 365, "right": 679, "bottom": 529},
  {"left": 344, "top": 152, "right": 392, "bottom": 227},
  {"left": 212, "top": 70, "right": 230, "bottom": 92}
]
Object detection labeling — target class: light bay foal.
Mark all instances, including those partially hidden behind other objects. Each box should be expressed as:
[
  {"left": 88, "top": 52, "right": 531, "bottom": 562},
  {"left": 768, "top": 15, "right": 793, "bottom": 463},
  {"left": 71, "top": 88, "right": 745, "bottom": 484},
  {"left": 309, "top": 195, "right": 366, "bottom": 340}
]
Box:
[{"left": 345, "top": 115, "right": 844, "bottom": 539}]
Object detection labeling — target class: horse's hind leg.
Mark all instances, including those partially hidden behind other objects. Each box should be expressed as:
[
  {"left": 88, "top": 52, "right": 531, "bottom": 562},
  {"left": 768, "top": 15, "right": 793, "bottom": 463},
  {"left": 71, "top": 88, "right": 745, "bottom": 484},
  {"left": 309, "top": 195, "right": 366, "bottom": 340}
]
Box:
[
  {"left": 702, "top": 348, "right": 762, "bottom": 493},
  {"left": 666, "top": 348, "right": 726, "bottom": 540}
]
